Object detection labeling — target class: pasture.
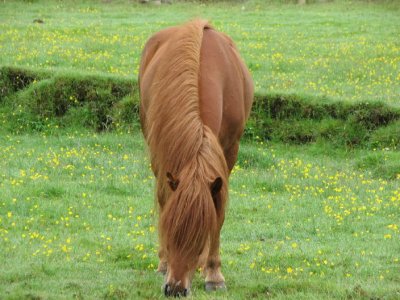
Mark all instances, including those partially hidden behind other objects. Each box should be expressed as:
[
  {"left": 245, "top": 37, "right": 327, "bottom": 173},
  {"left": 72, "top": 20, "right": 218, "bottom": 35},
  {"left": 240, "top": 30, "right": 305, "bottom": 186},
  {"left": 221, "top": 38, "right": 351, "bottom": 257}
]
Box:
[
  {"left": 1, "top": 131, "right": 399, "bottom": 299},
  {"left": 0, "top": 0, "right": 399, "bottom": 299},
  {"left": 1, "top": 0, "right": 399, "bottom": 105}
]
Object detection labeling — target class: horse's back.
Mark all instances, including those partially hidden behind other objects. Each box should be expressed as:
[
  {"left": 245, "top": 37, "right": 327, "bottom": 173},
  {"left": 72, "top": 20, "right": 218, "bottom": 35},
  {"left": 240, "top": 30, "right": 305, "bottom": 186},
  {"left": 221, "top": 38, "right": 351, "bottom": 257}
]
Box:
[{"left": 199, "top": 27, "right": 253, "bottom": 170}]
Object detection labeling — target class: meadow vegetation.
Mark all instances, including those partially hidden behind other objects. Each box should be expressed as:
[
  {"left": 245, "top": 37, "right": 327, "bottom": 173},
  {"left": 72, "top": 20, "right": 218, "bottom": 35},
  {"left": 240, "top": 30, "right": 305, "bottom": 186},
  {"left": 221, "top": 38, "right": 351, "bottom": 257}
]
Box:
[
  {"left": 1, "top": 0, "right": 399, "bottom": 105},
  {"left": 0, "top": 0, "right": 399, "bottom": 299}
]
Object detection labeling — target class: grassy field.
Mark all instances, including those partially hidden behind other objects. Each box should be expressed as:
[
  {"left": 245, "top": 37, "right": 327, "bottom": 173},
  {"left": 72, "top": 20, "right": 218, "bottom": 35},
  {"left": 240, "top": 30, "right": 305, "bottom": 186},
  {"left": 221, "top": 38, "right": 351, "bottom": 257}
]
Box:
[
  {"left": 1, "top": 0, "right": 400, "bottom": 299},
  {"left": 1, "top": 131, "right": 399, "bottom": 299},
  {"left": 0, "top": 0, "right": 399, "bottom": 105}
]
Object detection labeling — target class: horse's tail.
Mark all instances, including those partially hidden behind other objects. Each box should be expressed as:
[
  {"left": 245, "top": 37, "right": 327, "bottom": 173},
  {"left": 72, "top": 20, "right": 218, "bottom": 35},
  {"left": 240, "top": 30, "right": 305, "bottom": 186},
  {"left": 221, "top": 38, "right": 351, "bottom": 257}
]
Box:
[{"left": 160, "top": 126, "right": 228, "bottom": 276}]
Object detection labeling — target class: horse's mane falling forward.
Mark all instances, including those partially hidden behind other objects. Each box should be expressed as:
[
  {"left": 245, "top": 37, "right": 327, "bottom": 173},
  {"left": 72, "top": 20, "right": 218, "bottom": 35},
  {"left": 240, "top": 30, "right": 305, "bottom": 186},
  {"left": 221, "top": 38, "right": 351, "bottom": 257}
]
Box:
[
  {"left": 139, "top": 19, "right": 253, "bottom": 297},
  {"left": 143, "top": 20, "right": 218, "bottom": 178}
]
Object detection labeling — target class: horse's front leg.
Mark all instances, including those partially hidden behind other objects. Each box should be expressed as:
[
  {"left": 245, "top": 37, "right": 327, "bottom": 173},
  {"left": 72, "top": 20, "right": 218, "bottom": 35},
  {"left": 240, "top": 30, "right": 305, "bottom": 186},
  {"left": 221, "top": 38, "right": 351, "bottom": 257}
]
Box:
[
  {"left": 203, "top": 229, "right": 226, "bottom": 291},
  {"left": 203, "top": 176, "right": 227, "bottom": 291},
  {"left": 156, "top": 179, "right": 168, "bottom": 275},
  {"left": 157, "top": 248, "right": 168, "bottom": 274}
]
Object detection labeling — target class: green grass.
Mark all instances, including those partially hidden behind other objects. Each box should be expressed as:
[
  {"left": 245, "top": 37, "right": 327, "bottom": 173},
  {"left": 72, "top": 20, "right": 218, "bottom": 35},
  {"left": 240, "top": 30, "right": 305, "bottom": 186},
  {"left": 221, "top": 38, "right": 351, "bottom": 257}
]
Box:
[
  {"left": 0, "top": 0, "right": 399, "bottom": 105},
  {"left": 0, "top": 131, "right": 399, "bottom": 299},
  {"left": 1, "top": 0, "right": 400, "bottom": 299}
]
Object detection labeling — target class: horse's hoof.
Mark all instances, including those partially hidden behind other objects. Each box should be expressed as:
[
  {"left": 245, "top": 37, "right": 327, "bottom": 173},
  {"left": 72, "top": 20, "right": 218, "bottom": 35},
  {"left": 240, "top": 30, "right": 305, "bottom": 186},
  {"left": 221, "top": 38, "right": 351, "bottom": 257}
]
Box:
[
  {"left": 164, "top": 284, "right": 170, "bottom": 296},
  {"left": 163, "top": 284, "right": 189, "bottom": 297},
  {"left": 182, "top": 288, "right": 188, "bottom": 297},
  {"left": 205, "top": 281, "right": 226, "bottom": 292}
]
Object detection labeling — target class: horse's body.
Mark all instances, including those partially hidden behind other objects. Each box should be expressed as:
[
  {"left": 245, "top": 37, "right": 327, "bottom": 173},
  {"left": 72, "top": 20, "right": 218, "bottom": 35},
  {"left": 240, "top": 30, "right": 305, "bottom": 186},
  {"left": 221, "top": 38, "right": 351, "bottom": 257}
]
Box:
[{"left": 139, "top": 20, "right": 253, "bottom": 297}]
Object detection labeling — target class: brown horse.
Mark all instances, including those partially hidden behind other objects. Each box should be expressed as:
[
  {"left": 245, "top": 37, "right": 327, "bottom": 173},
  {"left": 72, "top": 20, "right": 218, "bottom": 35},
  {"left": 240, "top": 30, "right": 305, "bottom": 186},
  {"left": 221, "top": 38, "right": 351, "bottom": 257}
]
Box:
[{"left": 139, "top": 20, "right": 253, "bottom": 297}]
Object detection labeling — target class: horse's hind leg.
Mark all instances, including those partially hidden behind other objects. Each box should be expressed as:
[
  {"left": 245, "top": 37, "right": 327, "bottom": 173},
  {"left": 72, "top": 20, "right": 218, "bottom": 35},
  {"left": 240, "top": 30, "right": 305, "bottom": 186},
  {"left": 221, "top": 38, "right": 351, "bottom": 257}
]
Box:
[{"left": 224, "top": 141, "right": 239, "bottom": 174}]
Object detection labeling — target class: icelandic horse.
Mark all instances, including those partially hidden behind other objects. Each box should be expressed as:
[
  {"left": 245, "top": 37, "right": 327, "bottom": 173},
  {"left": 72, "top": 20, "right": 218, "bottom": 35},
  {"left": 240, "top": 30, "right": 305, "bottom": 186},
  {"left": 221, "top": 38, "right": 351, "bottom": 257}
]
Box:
[{"left": 139, "top": 20, "right": 253, "bottom": 297}]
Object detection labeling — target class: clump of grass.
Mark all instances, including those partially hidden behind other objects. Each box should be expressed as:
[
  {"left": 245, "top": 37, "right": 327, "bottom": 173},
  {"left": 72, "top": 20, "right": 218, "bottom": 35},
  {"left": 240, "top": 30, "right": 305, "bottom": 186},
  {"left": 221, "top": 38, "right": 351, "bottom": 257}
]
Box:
[
  {"left": 247, "top": 93, "right": 400, "bottom": 148},
  {"left": 370, "top": 120, "right": 400, "bottom": 150},
  {"left": 1, "top": 67, "right": 139, "bottom": 133},
  {"left": 355, "top": 150, "right": 400, "bottom": 180},
  {"left": 0, "top": 66, "right": 50, "bottom": 101}
]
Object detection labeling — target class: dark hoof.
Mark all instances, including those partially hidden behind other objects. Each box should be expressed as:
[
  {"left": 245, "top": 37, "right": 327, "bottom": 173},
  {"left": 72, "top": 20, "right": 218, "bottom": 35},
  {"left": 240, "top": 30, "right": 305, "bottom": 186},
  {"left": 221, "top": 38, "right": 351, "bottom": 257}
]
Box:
[
  {"left": 205, "top": 281, "right": 226, "bottom": 292},
  {"left": 163, "top": 284, "right": 188, "bottom": 297}
]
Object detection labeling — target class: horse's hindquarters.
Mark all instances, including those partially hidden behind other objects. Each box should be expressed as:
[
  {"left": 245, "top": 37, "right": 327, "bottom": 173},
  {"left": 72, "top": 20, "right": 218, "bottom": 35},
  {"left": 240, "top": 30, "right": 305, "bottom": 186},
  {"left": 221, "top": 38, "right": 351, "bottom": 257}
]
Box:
[{"left": 199, "top": 28, "right": 254, "bottom": 172}]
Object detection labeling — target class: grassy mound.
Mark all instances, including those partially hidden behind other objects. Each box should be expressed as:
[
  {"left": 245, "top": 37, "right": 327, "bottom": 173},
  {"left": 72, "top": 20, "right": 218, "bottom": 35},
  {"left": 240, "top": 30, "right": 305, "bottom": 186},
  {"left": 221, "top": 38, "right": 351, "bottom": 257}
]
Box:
[
  {"left": 1, "top": 66, "right": 138, "bottom": 133},
  {"left": 1, "top": 66, "right": 399, "bottom": 149},
  {"left": 248, "top": 94, "right": 400, "bottom": 148},
  {"left": 0, "top": 66, "right": 51, "bottom": 100}
]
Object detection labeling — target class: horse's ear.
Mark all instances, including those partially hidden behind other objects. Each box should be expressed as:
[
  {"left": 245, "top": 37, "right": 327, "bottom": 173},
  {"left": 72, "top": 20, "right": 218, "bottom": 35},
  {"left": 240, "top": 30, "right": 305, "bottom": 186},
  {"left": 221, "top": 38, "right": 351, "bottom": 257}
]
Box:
[
  {"left": 166, "top": 172, "right": 179, "bottom": 191},
  {"left": 211, "top": 177, "right": 223, "bottom": 197}
]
